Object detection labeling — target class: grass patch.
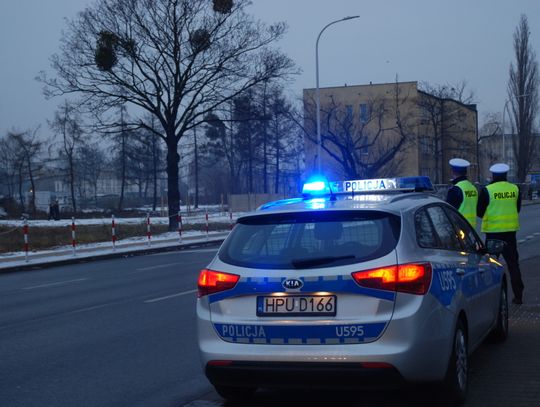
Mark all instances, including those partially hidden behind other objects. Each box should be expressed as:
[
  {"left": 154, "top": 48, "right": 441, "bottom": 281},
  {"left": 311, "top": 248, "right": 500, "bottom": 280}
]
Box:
[{"left": 0, "top": 222, "right": 231, "bottom": 254}]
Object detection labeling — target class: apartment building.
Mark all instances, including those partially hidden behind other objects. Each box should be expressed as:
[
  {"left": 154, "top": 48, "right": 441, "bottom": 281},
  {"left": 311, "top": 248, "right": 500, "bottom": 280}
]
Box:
[{"left": 303, "top": 81, "right": 478, "bottom": 184}]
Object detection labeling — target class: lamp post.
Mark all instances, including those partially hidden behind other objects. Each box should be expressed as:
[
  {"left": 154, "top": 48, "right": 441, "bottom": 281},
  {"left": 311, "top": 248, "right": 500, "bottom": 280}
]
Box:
[{"left": 315, "top": 15, "right": 359, "bottom": 172}]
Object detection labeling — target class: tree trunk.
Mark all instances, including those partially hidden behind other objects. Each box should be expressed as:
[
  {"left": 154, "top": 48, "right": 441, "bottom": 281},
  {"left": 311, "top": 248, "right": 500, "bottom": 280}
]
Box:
[{"left": 166, "top": 137, "right": 180, "bottom": 231}]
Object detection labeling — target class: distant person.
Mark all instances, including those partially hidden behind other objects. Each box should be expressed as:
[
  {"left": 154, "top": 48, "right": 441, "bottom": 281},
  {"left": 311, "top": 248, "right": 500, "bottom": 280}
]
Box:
[
  {"left": 48, "top": 202, "right": 54, "bottom": 221},
  {"left": 52, "top": 200, "right": 60, "bottom": 221},
  {"left": 477, "top": 163, "right": 524, "bottom": 305},
  {"left": 446, "top": 158, "right": 478, "bottom": 227}
]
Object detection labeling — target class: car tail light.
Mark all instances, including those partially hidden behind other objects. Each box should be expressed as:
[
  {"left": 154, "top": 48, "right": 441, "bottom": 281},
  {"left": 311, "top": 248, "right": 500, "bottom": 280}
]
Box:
[
  {"left": 198, "top": 269, "right": 240, "bottom": 297},
  {"left": 352, "top": 263, "right": 432, "bottom": 295}
]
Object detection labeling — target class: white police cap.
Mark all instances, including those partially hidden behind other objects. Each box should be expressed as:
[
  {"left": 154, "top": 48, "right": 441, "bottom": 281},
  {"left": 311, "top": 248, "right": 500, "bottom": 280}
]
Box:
[
  {"left": 449, "top": 158, "right": 470, "bottom": 168},
  {"left": 489, "top": 163, "right": 510, "bottom": 174}
]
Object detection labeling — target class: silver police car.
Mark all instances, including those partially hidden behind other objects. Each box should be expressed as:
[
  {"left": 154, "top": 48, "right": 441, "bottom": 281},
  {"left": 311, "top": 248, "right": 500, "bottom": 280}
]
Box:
[{"left": 197, "top": 176, "right": 508, "bottom": 404}]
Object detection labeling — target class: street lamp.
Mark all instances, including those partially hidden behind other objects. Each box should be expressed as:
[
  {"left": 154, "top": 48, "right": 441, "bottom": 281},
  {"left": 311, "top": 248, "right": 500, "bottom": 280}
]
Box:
[{"left": 315, "top": 15, "right": 359, "bottom": 172}]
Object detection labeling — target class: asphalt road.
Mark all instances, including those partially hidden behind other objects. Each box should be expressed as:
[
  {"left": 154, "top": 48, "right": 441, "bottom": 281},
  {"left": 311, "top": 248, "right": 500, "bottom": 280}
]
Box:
[
  {"left": 1, "top": 204, "right": 540, "bottom": 407},
  {"left": 0, "top": 247, "right": 218, "bottom": 407}
]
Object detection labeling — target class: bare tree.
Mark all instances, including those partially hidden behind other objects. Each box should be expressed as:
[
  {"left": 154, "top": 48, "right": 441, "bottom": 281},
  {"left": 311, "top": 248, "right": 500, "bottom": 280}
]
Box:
[
  {"left": 50, "top": 102, "right": 85, "bottom": 213},
  {"left": 418, "top": 81, "right": 477, "bottom": 183},
  {"left": 302, "top": 82, "right": 415, "bottom": 179},
  {"left": 508, "top": 14, "right": 539, "bottom": 182},
  {"left": 39, "top": 0, "right": 295, "bottom": 230},
  {"left": 0, "top": 135, "right": 20, "bottom": 199},
  {"left": 76, "top": 143, "right": 106, "bottom": 208},
  {"left": 9, "top": 129, "right": 44, "bottom": 216}
]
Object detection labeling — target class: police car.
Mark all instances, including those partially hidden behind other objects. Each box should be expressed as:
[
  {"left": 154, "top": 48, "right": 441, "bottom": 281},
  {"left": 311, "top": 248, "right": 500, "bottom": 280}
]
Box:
[{"left": 196, "top": 176, "right": 508, "bottom": 404}]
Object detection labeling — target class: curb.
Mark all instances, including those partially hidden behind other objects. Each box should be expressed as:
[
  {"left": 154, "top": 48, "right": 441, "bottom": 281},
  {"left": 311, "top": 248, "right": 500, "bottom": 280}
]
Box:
[{"left": 0, "top": 235, "right": 227, "bottom": 274}]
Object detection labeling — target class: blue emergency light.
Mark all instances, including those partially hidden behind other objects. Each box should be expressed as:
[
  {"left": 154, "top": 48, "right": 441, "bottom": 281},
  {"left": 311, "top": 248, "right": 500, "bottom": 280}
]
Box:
[
  {"left": 301, "top": 175, "right": 433, "bottom": 199},
  {"left": 301, "top": 177, "right": 331, "bottom": 196}
]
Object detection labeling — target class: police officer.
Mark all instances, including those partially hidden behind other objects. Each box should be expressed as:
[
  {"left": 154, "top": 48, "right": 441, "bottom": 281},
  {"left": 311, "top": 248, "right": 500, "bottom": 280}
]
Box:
[
  {"left": 446, "top": 158, "right": 478, "bottom": 227},
  {"left": 477, "top": 163, "right": 524, "bottom": 304}
]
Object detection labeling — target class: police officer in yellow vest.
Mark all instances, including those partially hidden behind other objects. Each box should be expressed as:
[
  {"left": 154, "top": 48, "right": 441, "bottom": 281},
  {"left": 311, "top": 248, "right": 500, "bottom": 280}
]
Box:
[
  {"left": 446, "top": 158, "right": 478, "bottom": 227},
  {"left": 478, "top": 163, "right": 524, "bottom": 304}
]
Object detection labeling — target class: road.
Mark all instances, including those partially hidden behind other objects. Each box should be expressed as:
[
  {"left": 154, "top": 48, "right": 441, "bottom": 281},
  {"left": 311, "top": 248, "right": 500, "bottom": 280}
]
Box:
[
  {"left": 0, "top": 248, "right": 216, "bottom": 407},
  {"left": 1, "top": 204, "right": 540, "bottom": 407}
]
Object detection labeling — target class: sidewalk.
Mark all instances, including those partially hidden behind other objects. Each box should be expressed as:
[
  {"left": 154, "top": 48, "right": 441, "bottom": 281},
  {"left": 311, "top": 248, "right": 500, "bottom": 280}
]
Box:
[
  {"left": 465, "top": 254, "right": 540, "bottom": 406},
  {"left": 0, "top": 231, "right": 229, "bottom": 273}
]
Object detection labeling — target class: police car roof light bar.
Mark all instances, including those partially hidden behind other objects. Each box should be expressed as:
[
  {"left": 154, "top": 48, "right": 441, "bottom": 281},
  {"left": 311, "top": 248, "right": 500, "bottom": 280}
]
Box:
[{"left": 301, "top": 176, "right": 433, "bottom": 200}]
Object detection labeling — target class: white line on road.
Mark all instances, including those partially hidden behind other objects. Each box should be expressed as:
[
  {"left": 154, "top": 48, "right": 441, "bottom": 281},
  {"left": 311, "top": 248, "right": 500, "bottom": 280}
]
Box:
[
  {"left": 144, "top": 289, "right": 197, "bottom": 303},
  {"left": 136, "top": 262, "right": 185, "bottom": 271},
  {"left": 22, "top": 278, "right": 89, "bottom": 290}
]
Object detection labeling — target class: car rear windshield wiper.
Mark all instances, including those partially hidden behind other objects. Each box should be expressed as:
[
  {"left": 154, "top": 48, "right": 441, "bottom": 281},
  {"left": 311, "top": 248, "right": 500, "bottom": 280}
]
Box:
[{"left": 291, "top": 255, "right": 355, "bottom": 269}]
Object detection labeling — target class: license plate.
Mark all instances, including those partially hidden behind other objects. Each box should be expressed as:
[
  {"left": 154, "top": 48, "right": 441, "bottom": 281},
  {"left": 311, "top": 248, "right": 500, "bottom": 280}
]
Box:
[{"left": 257, "top": 295, "right": 337, "bottom": 317}]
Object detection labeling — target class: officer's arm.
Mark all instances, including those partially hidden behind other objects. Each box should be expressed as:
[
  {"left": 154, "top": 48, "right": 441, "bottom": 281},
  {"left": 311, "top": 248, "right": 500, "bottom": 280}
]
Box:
[
  {"left": 477, "top": 187, "right": 489, "bottom": 217},
  {"left": 446, "top": 186, "right": 463, "bottom": 209}
]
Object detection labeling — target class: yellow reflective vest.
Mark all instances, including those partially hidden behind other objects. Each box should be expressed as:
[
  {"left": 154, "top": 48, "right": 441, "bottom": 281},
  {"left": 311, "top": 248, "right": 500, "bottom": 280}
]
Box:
[
  {"left": 455, "top": 179, "right": 478, "bottom": 227},
  {"left": 481, "top": 181, "right": 520, "bottom": 233}
]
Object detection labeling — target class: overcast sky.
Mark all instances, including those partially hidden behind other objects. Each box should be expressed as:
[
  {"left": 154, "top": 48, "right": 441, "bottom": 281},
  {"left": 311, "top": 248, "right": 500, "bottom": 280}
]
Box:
[{"left": 1, "top": 0, "right": 540, "bottom": 139}]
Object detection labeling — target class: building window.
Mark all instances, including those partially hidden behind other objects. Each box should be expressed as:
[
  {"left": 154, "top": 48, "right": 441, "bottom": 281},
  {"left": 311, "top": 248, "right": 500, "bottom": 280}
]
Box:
[{"left": 360, "top": 104, "right": 370, "bottom": 124}]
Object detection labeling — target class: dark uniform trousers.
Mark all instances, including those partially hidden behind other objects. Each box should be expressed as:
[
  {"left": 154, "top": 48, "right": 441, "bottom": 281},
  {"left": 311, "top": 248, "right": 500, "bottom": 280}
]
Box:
[{"left": 486, "top": 231, "right": 524, "bottom": 300}]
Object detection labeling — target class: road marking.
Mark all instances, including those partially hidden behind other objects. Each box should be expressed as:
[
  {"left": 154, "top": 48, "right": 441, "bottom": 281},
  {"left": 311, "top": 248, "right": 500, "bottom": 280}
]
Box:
[
  {"left": 534, "top": 232, "right": 540, "bottom": 236},
  {"left": 22, "top": 278, "right": 89, "bottom": 290},
  {"left": 518, "top": 239, "right": 526, "bottom": 244},
  {"left": 136, "top": 262, "right": 185, "bottom": 271},
  {"left": 144, "top": 289, "right": 197, "bottom": 303}
]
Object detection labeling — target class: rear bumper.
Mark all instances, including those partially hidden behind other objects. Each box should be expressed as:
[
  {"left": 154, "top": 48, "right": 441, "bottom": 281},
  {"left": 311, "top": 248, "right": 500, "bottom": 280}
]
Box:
[{"left": 206, "top": 361, "right": 405, "bottom": 390}]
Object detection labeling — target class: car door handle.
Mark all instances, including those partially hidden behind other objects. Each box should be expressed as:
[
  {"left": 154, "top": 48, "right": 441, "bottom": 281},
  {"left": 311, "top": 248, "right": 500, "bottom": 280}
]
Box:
[{"left": 455, "top": 268, "right": 466, "bottom": 276}]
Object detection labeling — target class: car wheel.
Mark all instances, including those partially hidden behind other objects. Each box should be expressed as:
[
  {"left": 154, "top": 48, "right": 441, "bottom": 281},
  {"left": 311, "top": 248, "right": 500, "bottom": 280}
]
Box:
[
  {"left": 444, "top": 319, "right": 468, "bottom": 405},
  {"left": 489, "top": 283, "right": 509, "bottom": 343},
  {"left": 215, "top": 385, "right": 256, "bottom": 401}
]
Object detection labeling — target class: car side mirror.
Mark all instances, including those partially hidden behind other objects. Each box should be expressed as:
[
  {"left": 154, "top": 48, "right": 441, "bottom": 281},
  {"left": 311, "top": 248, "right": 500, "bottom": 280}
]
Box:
[{"left": 485, "top": 239, "right": 506, "bottom": 255}]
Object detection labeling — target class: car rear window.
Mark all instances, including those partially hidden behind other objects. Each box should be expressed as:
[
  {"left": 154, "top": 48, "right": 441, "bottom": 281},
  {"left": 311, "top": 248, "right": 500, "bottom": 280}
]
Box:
[{"left": 219, "top": 210, "right": 401, "bottom": 269}]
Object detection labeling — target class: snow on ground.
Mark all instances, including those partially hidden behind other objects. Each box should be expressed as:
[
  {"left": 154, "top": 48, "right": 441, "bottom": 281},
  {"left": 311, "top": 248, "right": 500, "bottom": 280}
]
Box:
[{"left": 0, "top": 230, "right": 228, "bottom": 269}]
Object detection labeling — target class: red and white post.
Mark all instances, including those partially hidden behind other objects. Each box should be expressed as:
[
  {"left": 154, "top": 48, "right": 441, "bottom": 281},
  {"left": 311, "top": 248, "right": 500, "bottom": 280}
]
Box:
[
  {"left": 71, "top": 217, "right": 76, "bottom": 256},
  {"left": 146, "top": 212, "right": 151, "bottom": 247},
  {"left": 23, "top": 219, "right": 29, "bottom": 262},
  {"left": 205, "top": 210, "right": 209, "bottom": 240},
  {"left": 112, "top": 215, "right": 116, "bottom": 251},
  {"left": 177, "top": 213, "right": 182, "bottom": 243}
]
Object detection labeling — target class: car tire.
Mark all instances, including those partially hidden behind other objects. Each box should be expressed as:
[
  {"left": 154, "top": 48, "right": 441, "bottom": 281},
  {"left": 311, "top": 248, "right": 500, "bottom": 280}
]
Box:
[
  {"left": 489, "top": 283, "right": 509, "bottom": 343},
  {"left": 215, "top": 385, "right": 256, "bottom": 401},
  {"left": 444, "top": 319, "right": 468, "bottom": 405}
]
